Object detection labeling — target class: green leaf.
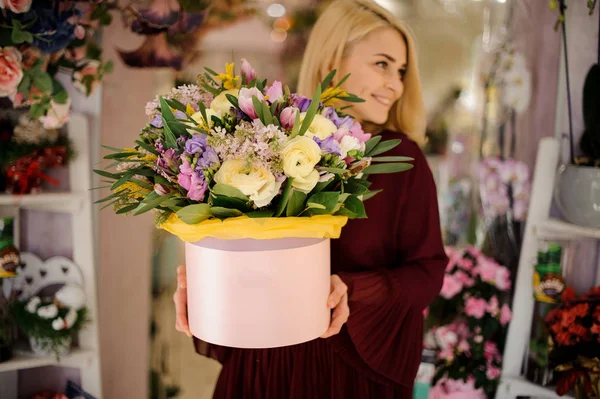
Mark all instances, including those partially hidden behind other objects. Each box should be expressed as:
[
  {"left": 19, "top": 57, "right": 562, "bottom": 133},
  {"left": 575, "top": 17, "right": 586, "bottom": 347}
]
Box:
[
  {"left": 306, "top": 191, "right": 339, "bottom": 215},
  {"left": 371, "top": 156, "right": 414, "bottom": 162},
  {"left": 212, "top": 184, "right": 248, "bottom": 200},
  {"left": 211, "top": 195, "right": 252, "bottom": 212},
  {"left": 252, "top": 96, "right": 265, "bottom": 124},
  {"left": 363, "top": 162, "right": 413, "bottom": 175},
  {"left": 201, "top": 83, "right": 220, "bottom": 96},
  {"left": 311, "top": 179, "right": 336, "bottom": 194},
  {"left": 116, "top": 203, "right": 139, "bottom": 214},
  {"left": 166, "top": 120, "right": 189, "bottom": 137},
  {"left": 32, "top": 73, "right": 53, "bottom": 93},
  {"left": 274, "top": 178, "right": 294, "bottom": 217},
  {"left": 289, "top": 108, "right": 302, "bottom": 138},
  {"left": 338, "top": 95, "right": 365, "bottom": 103},
  {"left": 99, "top": 12, "right": 112, "bottom": 25},
  {"left": 320, "top": 69, "right": 336, "bottom": 92},
  {"left": 94, "top": 192, "right": 120, "bottom": 204},
  {"left": 367, "top": 139, "right": 402, "bottom": 157},
  {"left": 197, "top": 101, "right": 208, "bottom": 126},
  {"left": 135, "top": 140, "right": 159, "bottom": 155},
  {"left": 93, "top": 169, "right": 122, "bottom": 180},
  {"left": 53, "top": 90, "right": 69, "bottom": 104},
  {"left": 17, "top": 74, "right": 31, "bottom": 94},
  {"left": 102, "top": 151, "right": 138, "bottom": 160},
  {"left": 365, "top": 136, "right": 382, "bottom": 155},
  {"left": 246, "top": 210, "right": 274, "bottom": 218},
  {"left": 11, "top": 23, "right": 33, "bottom": 44},
  {"left": 134, "top": 191, "right": 177, "bottom": 215},
  {"left": 164, "top": 98, "right": 187, "bottom": 113},
  {"left": 286, "top": 190, "right": 307, "bottom": 217},
  {"left": 342, "top": 195, "right": 367, "bottom": 218},
  {"left": 318, "top": 167, "right": 349, "bottom": 174},
  {"left": 298, "top": 85, "right": 322, "bottom": 136},
  {"left": 344, "top": 179, "right": 369, "bottom": 195},
  {"left": 335, "top": 73, "right": 350, "bottom": 89},
  {"left": 162, "top": 120, "right": 178, "bottom": 149},
  {"left": 29, "top": 102, "right": 47, "bottom": 119},
  {"left": 261, "top": 101, "right": 273, "bottom": 126},
  {"left": 226, "top": 94, "right": 239, "bottom": 108},
  {"left": 361, "top": 189, "right": 383, "bottom": 201},
  {"left": 176, "top": 204, "right": 212, "bottom": 224},
  {"left": 160, "top": 97, "right": 175, "bottom": 122},
  {"left": 204, "top": 67, "right": 219, "bottom": 76},
  {"left": 211, "top": 207, "right": 243, "bottom": 220},
  {"left": 103, "top": 60, "right": 114, "bottom": 74},
  {"left": 110, "top": 172, "right": 133, "bottom": 191}
]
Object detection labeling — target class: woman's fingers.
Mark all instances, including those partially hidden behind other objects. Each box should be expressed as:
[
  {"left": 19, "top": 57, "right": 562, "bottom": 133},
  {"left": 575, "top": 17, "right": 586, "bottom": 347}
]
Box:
[
  {"left": 327, "top": 275, "right": 347, "bottom": 308},
  {"left": 173, "top": 266, "right": 192, "bottom": 337},
  {"left": 321, "top": 292, "right": 349, "bottom": 338}
]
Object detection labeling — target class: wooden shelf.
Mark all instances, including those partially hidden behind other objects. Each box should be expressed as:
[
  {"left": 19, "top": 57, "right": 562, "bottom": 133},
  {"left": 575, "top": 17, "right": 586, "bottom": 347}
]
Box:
[
  {"left": 498, "top": 376, "right": 573, "bottom": 399},
  {"left": 536, "top": 218, "right": 600, "bottom": 240},
  {"left": 0, "top": 192, "right": 85, "bottom": 213},
  {"left": 0, "top": 348, "right": 97, "bottom": 373}
]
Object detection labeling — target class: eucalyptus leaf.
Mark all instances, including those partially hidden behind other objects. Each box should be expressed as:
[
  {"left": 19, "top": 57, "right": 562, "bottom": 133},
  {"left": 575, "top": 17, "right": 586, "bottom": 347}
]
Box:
[
  {"left": 135, "top": 140, "right": 159, "bottom": 155},
  {"left": 116, "top": 203, "right": 139, "bottom": 214},
  {"left": 363, "top": 162, "right": 413, "bottom": 175},
  {"left": 286, "top": 190, "right": 307, "bottom": 217},
  {"left": 367, "top": 139, "right": 402, "bottom": 157},
  {"left": 320, "top": 69, "right": 336, "bottom": 92},
  {"left": 371, "top": 156, "right": 414, "bottom": 162},
  {"left": 133, "top": 191, "right": 176, "bottom": 216},
  {"left": 211, "top": 207, "right": 243, "bottom": 220},
  {"left": 212, "top": 184, "right": 248, "bottom": 200},
  {"left": 176, "top": 204, "right": 212, "bottom": 224},
  {"left": 298, "top": 85, "right": 322, "bottom": 136},
  {"left": 162, "top": 119, "right": 178, "bottom": 148},
  {"left": 93, "top": 169, "right": 122, "bottom": 180},
  {"left": 365, "top": 136, "right": 382, "bottom": 155}
]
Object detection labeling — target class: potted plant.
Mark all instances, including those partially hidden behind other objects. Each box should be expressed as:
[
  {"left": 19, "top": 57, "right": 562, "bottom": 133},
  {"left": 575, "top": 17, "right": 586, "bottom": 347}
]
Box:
[
  {"left": 10, "top": 284, "right": 88, "bottom": 360},
  {"left": 553, "top": 0, "right": 600, "bottom": 228}
]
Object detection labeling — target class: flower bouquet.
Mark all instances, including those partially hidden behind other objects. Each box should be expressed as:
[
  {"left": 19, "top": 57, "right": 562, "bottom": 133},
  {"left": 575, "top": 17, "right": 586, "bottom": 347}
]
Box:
[
  {"left": 10, "top": 284, "right": 88, "bottom": 360},
  {"left": 425, "top": 247, "right": 513, "bottom": 398},
  {"left": 545, "top": 286, "right": 600, "bottom": 398},
  {"left": 95, "top": 60, "right": 414, "bottom": 348}
]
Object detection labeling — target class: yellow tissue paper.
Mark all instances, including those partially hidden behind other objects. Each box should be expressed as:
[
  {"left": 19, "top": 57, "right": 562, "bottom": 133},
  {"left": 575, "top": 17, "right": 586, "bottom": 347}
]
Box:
[{"left": 160, "top": 214, "right": 349, "bottom": 242}]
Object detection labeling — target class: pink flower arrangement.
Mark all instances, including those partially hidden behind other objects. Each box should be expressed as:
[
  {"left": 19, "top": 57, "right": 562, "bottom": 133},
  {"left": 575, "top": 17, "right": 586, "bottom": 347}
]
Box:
[{"left": 429, "top": 377, "right": 487, "bottom": 399}]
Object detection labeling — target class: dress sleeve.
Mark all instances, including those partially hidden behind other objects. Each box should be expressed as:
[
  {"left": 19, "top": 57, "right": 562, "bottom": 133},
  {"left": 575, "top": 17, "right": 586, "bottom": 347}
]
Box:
[{"left": 336, "top": 141, "right": 448, "bottom": 386}]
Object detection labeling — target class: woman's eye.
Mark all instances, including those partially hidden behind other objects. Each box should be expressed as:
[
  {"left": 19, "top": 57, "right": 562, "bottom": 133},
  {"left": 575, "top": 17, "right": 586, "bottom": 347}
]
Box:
[
  {"left": 399, "top": 69, "right": 407, "bottom": 79},
  {"left": 376, "top": 61, "right": 388, "bottom": 69}
]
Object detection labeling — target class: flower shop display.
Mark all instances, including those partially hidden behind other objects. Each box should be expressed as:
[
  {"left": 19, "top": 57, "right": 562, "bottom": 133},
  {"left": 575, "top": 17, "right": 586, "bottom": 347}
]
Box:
[
  {"left": 552, "top": 0, "right": 600, "bottom": 228},
  {"left": 425, "top": 246, "right": 513, "bottom": 398},
  {"left": 96, "top": 60, "right": 415, "bottom": 348},
  {"left": 523, "top": 243, "right": 566, "bottom": 386},
  {"left": 0, "top": 215, "right": 19, "bottom": 363},
  {"left": 477, "top": 157, "right": 530, "bottom": 291},
  {"left": 0, "top": 111, "right": 73, "bottom": 194},
  {"left": 11, "top": 283, "right": 88, "bottom": 359},
  {"left": 545, "top": 285, "right": 600, "bottom": 399}
]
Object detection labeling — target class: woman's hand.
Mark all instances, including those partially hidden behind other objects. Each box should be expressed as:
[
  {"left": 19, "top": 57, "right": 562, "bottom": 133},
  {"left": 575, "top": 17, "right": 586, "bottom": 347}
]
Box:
[
  {"left": 173, "top": 265, "right": 192, "bottom": 337},
  {"left": 320, "top": 274, "right": 350, "bottom": 339}
]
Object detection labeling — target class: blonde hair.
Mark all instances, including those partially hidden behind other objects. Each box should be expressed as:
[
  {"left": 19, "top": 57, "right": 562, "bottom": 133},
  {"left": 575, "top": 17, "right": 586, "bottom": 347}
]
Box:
[{"left": 297, "top": 0, "right": 426, "bottom": 145}]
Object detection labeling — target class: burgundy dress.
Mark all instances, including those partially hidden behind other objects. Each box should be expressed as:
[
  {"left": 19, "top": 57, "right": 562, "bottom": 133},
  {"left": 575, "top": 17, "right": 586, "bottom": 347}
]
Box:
[{"left": 194, "top": 131, "right": 449, "bottom": 398}]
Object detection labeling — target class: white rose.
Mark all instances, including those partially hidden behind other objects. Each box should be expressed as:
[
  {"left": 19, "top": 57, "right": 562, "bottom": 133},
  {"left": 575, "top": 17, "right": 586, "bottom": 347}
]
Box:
[
  {"left": 214, "top": 160, "right": 280, "bottom": 207},
  {"left": 299, "top": 113, "right": 336, "bottom": 140},
  {"left": 339, "top": 135, "right": 362, "bottom": 158},
  {"left": 281, "top": 136, "right": 321, "bottom": 193},
  {"left": 210, "top": 89, "right": 239, "bottom": 115},
  {"left": 37, "top": 304, "right": 59, "bottom": 319}
]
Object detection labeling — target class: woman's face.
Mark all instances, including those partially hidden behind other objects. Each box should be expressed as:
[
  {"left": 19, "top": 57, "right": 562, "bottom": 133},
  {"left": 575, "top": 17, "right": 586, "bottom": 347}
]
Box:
[{"left": 338, "top": 27, "right": 407, "bottom": 125}]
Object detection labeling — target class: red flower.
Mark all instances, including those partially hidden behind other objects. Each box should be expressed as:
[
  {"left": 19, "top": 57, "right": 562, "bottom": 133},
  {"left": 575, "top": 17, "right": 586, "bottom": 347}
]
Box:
[
  {"left": 568, "top": 324, "right": 591, "bottom": 341},
  {"left": 572, "top": 303, "right": 590, "bottom": 318},
  {"left": 562, "top": 287, "right": 578, "bottom": 304},
  {"left": 561, "top": 312, "right": 576, "bottom": 328}
]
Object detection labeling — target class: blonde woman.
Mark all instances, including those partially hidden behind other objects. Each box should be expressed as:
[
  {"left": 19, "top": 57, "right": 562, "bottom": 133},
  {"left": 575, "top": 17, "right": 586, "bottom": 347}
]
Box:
[{"left": 174, "top": 0, "right": 448, "bottom": 397}]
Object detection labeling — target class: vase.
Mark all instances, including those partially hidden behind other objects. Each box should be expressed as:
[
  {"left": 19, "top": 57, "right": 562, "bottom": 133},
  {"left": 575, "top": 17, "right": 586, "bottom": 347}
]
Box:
[
  {"left": 554, "top": 164, "right": 600, "bottom": 228},
  {"left": 29, "top": 336, "right": 72, "bottom": 358},
  {"left": 185, "top": 237, "right": 331, "bottom": 348}
]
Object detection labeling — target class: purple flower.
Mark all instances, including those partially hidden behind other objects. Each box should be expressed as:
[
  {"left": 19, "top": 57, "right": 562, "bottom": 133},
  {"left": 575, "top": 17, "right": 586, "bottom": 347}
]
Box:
[
  {"left": 151, "top": 114, "right": 163, "bottom": 128},
  {"left": 155, "top": 139, "right": 165, "bottom": 153},
  {"left": 323, "top": 107, "right": 352, "bottom": 129},
  {"left": 156, "top": 148, "right": 178, "bottom": 176},
  {"left": 313, "top": 135, "right": 341, "bottom": 156},
  {"left": 174, "top": 110, "right": 187, "bottom": 120},
  {"left": 290, "top": 94, "right": 311, "bottom": 112},
  {"left": 265, "top": 81, "right": 283, "bottom": 103},
  {"left": 187, "top": 172, "right": 208, "bottom": 201},
  {"left": 198, "top": 146, "right": 220, "bottom": 168},
  {"left": 185, "top": 134, "right": 208, "bottom": 154}
]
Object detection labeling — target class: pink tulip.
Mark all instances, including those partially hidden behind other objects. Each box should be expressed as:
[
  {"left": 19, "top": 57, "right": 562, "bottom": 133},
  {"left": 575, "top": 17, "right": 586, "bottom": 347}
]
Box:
[
  {"left": 238, "top": 87, "right": 264, "bottom": 120},
  {"left": 265, "top": 80, "right": 283, "bottom": 103},
  {"left": 279, "top": 106, "right": 298, "bottom": 129},
  {"left": 240, "top": 58, "right": 256, "bottom": 82}
]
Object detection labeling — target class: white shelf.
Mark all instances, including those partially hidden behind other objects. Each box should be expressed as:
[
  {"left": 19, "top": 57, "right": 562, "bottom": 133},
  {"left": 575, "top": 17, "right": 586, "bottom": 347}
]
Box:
[
  {"left": 0, "top": 192, "right": 85, "bottom": 213},
  {"left": 0, "top": 349, "right": 97, "bottom": 373},
  {"left": 536, "top": 218, "right": 600, "bottom": 240}
]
